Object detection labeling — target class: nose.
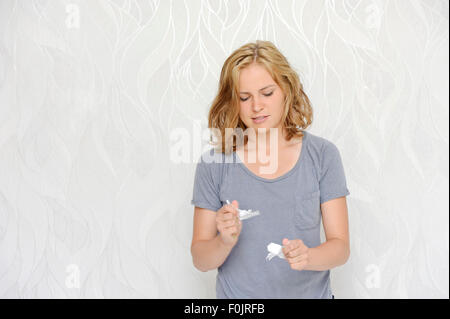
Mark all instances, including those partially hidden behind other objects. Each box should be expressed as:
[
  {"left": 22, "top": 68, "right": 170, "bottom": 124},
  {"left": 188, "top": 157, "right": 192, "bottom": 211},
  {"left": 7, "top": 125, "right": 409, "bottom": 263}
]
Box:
[{"left": 251, "top": 96, "right": 263, "bottom": 113}]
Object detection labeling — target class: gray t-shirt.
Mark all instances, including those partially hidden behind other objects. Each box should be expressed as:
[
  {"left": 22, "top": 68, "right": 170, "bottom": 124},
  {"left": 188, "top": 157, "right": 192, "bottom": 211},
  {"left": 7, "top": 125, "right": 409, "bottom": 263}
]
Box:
[{"left": 190, "top": 130, "right": 350, "bottom": 298}]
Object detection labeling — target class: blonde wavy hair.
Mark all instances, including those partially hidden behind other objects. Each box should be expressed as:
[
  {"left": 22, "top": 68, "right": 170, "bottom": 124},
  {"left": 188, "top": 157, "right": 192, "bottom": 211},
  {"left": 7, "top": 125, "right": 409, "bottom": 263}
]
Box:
[{"left": 208, "top": 40, "right": 313, "bottom": 154}]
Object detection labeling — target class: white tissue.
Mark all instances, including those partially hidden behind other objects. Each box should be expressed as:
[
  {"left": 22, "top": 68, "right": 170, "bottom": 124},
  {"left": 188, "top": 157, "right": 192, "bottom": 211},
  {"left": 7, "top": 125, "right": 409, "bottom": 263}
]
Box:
[
  {"left": 265, "top": 243, "right": 286, "bottom": 261},
  {"left": 226, "top": 200, "right": 260, "bottom": 220}
]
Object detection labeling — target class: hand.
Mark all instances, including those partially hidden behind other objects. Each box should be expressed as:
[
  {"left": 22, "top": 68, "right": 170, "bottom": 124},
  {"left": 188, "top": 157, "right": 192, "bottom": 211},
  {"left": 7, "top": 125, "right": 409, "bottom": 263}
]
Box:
[
  {"left": 216, "top": 200, "right": 242, "bottom": 247},
  {"left": 282, "top": 238, "right": 309, "bottom": 271}
]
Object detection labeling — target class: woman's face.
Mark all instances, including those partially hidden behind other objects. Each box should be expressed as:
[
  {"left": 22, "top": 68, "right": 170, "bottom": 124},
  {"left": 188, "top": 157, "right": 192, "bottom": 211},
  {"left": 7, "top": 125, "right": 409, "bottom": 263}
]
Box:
[{"left": 238, "top": 63, "right": 285, "bottom": 133}]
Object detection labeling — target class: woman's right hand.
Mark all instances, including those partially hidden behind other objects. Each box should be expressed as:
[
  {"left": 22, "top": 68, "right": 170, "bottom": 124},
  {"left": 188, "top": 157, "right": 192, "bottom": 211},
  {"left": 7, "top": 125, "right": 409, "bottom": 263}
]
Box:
[{"left": 216, "top": 200, "right": 242, "bottom": 247}]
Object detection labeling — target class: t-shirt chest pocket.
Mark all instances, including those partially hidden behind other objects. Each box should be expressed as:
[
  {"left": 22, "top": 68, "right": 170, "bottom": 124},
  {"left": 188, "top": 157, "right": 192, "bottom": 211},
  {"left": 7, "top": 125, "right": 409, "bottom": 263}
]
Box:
[{"left": 293, "top": 190, "right": 321, "bottom": 230}]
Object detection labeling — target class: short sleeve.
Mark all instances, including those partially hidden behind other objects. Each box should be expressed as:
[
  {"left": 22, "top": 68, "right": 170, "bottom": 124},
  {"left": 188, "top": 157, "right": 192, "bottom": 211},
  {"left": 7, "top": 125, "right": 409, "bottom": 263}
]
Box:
[
  {"left": 319, "top": 142, "right": 350, "bottom": 204},
  {"left": 190, "top": 153, "right": 222, "bottom": 212}
]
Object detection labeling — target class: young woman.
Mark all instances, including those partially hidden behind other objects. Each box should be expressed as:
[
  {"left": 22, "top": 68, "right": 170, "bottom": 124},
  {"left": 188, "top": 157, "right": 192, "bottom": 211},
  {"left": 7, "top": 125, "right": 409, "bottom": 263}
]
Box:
[{"left": 190, "top": 40, "right": 350, "bottom": 299}]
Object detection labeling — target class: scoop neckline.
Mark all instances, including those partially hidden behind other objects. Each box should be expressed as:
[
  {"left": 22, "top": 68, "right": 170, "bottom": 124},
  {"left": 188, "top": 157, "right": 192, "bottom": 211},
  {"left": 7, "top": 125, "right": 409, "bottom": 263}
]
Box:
[{"left": 233, "top": 130, "right": 308, "bottom": 183}]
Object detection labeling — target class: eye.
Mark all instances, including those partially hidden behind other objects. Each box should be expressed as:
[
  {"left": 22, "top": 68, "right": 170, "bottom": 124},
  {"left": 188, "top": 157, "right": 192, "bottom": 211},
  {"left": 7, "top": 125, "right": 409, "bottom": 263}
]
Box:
[{"left": 240, "top": 91, "right": 273, "bottom": 102}]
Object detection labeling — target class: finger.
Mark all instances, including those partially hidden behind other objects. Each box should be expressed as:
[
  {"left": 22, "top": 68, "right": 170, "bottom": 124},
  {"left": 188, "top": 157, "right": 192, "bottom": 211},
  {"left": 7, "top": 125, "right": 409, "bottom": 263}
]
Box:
[
  {"left": 219, "top": 204, "right": 235, "bottom": 214},
  {"left": 230, "top": 201, "right": 240, "bottom": 217},
  {"left": 224, "top": 225, "right": 238, "bottom": 235},
  {"left": 218, "top": 224, "right": 236, "bottom": 233},
  {"left": 282, "top": 239, "right": 291, "bottom": 253},
  {"left": 225, "top": 213, "right": 237, "bottom": 223},
  {"left": 225, "top": 224, "right": 238, "bottom": 231},
  {"left": 228, "top": 203, "right": 238, "bottom": 211},
  {"left": 295, "top": 239, "right": 305, "bottom": 249},
  {"left": 220, "top": 210, "right": 236, "bottom": 221},
  {"left": 221, "top": 219, "right": 237, "bottom": 228},
  {"left": 222, "top": 213, "right": 235, "bottom": 221},
  {"left": 287, "top": 253, "right": 307, "bottom": 264},
  {"left": 220, "top": 204, "right": 234, "bottom": 215},
  {"left": 287, "top": 240, "right": 301, "bottom": 250},
  {"left": 285, "top": 247, "right": 303, "bottom": 258},
  {"left": 282, "top": 244, "right": 293, "bottom": 256},
  {"left": 290, "top": 260, "right": 308, "bottom": 270},
  {"left": 294, "top": 241, "right": 308, "bottom": 254},
  {"left": 283, "top": 239, "right": 304, "bottom": 255},
  {"left": 226, "top": 205, "right": 240, "bottom": 218}
]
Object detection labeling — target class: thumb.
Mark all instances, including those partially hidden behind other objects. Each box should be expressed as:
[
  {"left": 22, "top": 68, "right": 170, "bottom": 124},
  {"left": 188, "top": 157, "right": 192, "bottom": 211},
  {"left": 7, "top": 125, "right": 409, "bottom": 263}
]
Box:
[
  {"left": 231, "top": 200, "right": 239, "bottom": 216},
  {"left": 282, "top": 238, "right": 290, "bottom": 246}
]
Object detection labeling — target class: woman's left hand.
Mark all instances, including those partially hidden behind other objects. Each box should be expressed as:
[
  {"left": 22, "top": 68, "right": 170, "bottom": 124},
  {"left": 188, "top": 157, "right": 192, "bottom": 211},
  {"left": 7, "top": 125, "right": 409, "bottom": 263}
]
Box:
[{"left": 282, "top": 238, "right": 309, "bottom": 271}]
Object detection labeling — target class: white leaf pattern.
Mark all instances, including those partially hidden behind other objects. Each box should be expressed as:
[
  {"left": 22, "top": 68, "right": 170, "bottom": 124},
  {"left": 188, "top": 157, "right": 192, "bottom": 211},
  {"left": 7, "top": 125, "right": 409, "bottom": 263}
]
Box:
[{"left": 0, "top": 0, "right": 447, "bottom": 298}]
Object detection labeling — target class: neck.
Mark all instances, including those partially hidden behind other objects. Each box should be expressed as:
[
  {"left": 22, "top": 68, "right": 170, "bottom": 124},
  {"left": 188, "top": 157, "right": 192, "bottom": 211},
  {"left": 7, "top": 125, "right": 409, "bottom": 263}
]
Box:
[{"left": 246, "top": 127, "right": 289, "bottom": 152}]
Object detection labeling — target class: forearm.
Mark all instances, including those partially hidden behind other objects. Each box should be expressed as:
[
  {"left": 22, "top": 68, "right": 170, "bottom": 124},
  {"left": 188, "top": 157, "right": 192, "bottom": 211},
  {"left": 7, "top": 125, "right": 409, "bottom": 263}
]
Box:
[
  {"left": 191, "top": 235, "right": 234, "bottom": 272},
  {"left": 303, "top": 238, "right": 350, "bottom": 271}
]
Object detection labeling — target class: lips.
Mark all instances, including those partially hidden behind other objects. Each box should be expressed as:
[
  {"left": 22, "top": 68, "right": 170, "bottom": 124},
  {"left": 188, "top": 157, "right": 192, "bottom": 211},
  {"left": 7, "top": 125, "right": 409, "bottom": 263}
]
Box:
[{"left": 252, "top": 115, "right": 269, "bottom": 124}]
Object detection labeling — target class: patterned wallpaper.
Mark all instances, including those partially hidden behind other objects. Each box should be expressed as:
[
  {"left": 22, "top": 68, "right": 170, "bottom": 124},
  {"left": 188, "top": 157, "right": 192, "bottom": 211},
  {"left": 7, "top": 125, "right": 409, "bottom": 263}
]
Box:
[{"left": 0, "top": 0, "right": 448, "bottom": 298}]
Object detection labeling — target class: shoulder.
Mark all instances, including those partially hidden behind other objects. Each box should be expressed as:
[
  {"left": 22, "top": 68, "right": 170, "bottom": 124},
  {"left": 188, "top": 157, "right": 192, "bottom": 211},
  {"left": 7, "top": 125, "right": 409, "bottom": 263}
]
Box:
[
  {"left": 303, "top": 131, "right": 340, "bottom": 162},
  {"left": 194, "top": 148, "right": 235, "bottom": 181}
]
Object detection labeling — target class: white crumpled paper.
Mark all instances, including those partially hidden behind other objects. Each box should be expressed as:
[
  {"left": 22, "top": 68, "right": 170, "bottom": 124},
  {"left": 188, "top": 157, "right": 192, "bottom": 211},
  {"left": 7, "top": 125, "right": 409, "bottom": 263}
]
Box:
[
  {"left": 222, "top": 202, "right": 284, "bottom": 261},
  {"left": 265, "top": 243, "right": 286, "bottom": 261},
  {"left": 226, "top": 200, "right": 260, "bottom": 220}
]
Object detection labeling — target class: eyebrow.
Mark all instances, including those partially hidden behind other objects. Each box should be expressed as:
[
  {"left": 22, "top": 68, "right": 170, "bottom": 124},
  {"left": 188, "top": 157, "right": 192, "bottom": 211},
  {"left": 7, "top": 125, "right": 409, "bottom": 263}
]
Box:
[{"left": 239, "top": 84, "right": 275, "bottom": 94}]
